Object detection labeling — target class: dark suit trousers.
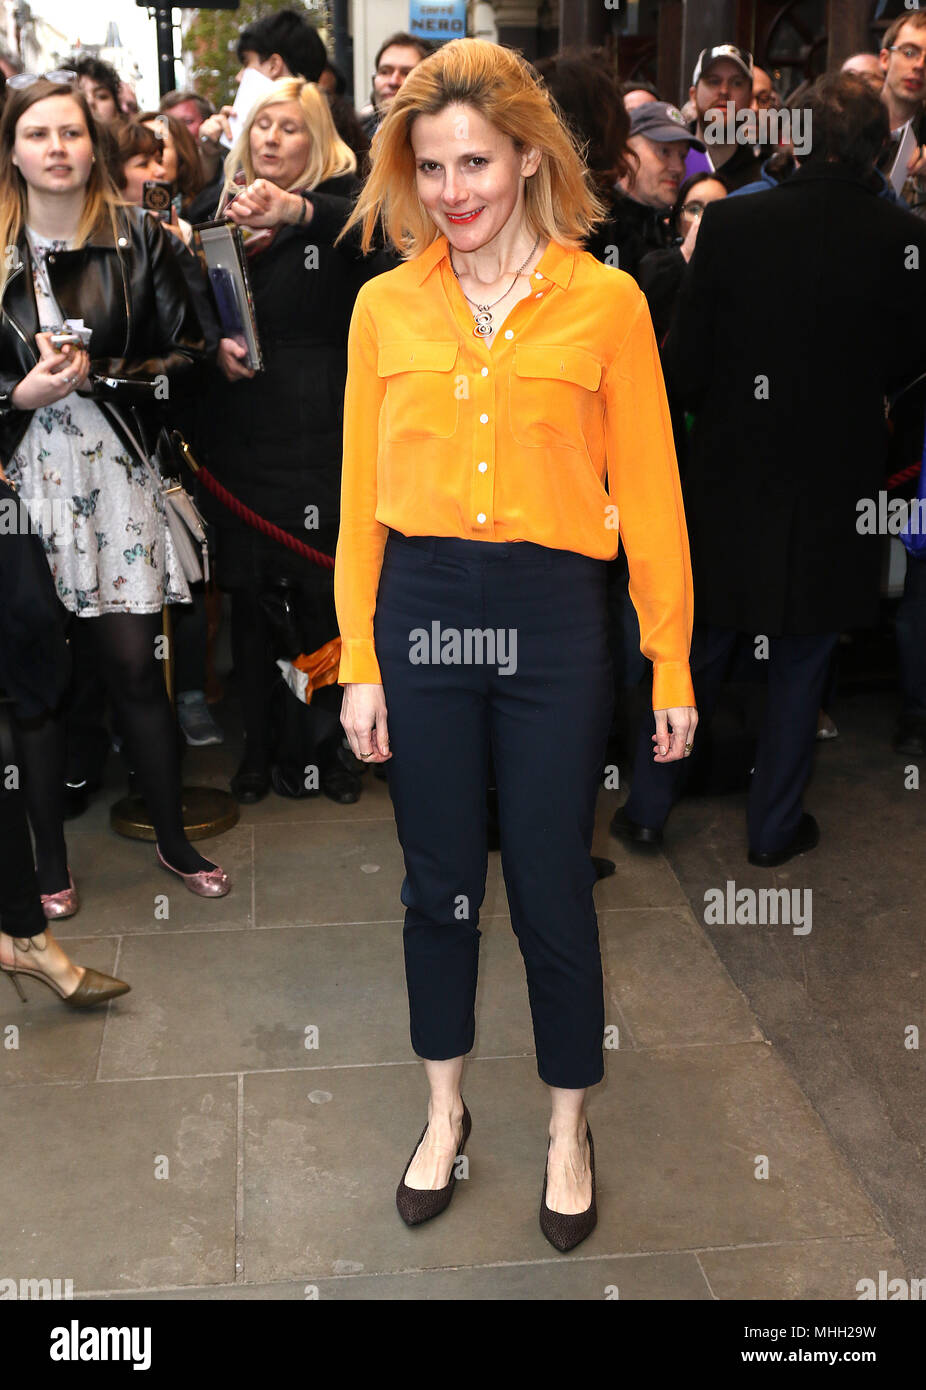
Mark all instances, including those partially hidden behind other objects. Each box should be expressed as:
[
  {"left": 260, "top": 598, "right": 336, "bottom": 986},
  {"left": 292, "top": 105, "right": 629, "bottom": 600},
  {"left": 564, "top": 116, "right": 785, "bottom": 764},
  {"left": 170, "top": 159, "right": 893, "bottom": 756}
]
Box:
[
  {"left": 625, "top": 624, "right": 839, "bottom": 853},
  {"left": 374, "top": 531, "right": 614, "bottom": 1089}
]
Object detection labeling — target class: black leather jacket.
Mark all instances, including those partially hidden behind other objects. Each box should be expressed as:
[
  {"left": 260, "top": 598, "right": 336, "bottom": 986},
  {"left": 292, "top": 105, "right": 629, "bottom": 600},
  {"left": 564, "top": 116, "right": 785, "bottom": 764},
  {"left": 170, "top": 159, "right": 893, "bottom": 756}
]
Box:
[{"left": 0, "top": 205, "right": 206, "bottom": 464}]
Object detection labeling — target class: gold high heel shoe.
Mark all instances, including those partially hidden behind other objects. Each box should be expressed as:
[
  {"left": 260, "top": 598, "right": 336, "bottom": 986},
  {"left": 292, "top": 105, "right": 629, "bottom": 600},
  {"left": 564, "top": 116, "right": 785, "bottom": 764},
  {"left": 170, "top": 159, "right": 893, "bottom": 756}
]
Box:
[{"left": 0, "top": 930, "right": 131, "bottom": 1008}]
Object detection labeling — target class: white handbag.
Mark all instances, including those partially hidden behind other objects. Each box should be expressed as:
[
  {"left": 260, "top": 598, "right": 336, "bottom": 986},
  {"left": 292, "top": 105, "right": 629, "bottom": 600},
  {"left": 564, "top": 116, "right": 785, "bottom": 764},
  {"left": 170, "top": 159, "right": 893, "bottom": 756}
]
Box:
[{"left": 119, "top": 416, "right": 210, "bottom": 584}]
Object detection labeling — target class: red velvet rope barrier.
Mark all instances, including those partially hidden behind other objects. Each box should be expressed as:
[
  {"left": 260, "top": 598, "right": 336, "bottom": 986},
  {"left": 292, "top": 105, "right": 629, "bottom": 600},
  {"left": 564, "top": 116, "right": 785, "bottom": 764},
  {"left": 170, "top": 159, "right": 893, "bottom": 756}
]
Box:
[
  {"left": 195, "top": 457, "right": 924, "bottom": 563},
  {"left": 195, "top": 466, "right": 335, "bottom": 571},
  {"left": 886, "top": 461, "right": 922, "bottom": 491}
]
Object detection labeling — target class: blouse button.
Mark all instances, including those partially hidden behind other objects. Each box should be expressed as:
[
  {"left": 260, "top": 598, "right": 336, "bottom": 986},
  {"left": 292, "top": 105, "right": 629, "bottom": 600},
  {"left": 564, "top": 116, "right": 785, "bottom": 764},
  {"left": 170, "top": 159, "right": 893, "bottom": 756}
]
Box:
[
  {"left": 478, "top": 461, "right": 487, "bottom": 473},
  {"left": 504, "top": 329, "right": 514, "bottom": 339},
  {"left": 118, "top": 237, "right": 128, "bottom": 248},
  {"left": 534, "top": 272, "right": 542, "bottom": 279},
  {"left": 479, "top": 412, "right": 488, "bottom": 424},
  {"left": 477, "top": 513, "right": 486, "bottom": 524},
  {"left": 535, "top": 292, "right": 543, "bottom": 299},
  {"left": 480, "top": 366, "right": 489, "bottom": 376}
]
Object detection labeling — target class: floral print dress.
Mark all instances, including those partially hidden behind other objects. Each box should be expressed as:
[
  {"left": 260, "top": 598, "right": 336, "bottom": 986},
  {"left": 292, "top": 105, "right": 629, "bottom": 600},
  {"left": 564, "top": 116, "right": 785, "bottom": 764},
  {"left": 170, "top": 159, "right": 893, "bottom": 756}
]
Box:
[{"left": 2, "top": 227, "right": 191, "bottom": 616}]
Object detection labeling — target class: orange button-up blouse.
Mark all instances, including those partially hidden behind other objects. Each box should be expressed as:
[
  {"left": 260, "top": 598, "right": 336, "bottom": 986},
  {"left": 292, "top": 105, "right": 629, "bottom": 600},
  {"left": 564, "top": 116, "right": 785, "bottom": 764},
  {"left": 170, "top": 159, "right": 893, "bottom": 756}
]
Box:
[{"left": 334, "top": 233, "right": 695, "bottom": 710}]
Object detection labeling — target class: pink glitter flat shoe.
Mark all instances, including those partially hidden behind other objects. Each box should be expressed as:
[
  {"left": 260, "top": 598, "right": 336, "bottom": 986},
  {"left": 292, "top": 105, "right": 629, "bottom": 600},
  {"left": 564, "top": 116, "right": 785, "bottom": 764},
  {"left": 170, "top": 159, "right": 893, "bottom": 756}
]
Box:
[
  {"left": 40, "top": 869, "right": 79, "bottom": 920},
  {"left": 156, "top": 847, "right": 231, "bottom": 898}
]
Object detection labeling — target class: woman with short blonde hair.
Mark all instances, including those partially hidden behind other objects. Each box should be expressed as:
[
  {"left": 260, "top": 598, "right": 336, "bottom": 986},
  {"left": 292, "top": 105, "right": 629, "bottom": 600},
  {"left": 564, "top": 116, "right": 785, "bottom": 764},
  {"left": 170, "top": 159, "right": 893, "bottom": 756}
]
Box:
[
  {"left": 219, "top": 77, "right": 356, "bottom": 212},
  {"left": 334, "top": 38, "right": 697, "bottom": 1250}
]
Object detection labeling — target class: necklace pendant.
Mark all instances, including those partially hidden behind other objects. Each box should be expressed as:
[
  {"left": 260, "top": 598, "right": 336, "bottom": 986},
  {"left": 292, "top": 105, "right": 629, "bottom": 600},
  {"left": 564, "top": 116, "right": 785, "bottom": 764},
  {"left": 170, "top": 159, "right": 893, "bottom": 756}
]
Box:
[{"left": 473, "top": 308, "right": 493, "bottom": 337}]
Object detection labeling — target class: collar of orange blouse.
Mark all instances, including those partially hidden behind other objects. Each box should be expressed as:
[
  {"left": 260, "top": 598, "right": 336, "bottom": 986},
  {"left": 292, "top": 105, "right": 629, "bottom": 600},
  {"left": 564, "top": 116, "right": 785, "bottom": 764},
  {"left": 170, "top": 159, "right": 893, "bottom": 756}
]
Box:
[{"left": 409, "top": 232, "right": 577, "bottom": 291}]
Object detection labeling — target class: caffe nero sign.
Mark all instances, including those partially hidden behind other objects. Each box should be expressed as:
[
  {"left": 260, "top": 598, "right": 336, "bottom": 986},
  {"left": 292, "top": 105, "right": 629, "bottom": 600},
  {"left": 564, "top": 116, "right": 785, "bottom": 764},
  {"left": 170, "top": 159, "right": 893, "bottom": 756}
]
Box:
[{"left": 409, "top": 1, "right": 467, "bottom": 44}]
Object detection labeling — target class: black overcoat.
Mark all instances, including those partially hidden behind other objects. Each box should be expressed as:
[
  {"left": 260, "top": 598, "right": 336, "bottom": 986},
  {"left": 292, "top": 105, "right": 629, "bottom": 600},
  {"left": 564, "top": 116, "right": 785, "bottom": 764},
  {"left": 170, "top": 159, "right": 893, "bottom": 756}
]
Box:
[
  {"left": 663, "top": 163, "right": 926, "bottom": 635},
  {"left": 203, "top": 174, "right": 397, "bottom": 568}
]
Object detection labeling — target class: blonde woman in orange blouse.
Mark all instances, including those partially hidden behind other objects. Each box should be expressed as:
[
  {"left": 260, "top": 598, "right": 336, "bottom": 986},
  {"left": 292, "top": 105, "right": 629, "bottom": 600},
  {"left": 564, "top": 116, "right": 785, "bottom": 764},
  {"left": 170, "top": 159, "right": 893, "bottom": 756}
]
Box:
[{"left": 334, "top": 39, "right": 697, "bottom": 1251}]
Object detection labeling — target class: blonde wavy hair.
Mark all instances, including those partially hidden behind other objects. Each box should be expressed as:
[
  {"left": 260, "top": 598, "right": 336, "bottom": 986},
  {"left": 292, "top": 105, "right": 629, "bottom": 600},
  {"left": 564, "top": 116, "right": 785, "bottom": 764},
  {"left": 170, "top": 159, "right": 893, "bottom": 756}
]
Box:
[
  {"left": 0, "top": 80, "right": 121, "bottom": 299},
  {"left": 335, "top": 37, "right": 609, "bottom": 258},
  {"left": 220, "top": 78, "right": 356, "bottom": 208}
]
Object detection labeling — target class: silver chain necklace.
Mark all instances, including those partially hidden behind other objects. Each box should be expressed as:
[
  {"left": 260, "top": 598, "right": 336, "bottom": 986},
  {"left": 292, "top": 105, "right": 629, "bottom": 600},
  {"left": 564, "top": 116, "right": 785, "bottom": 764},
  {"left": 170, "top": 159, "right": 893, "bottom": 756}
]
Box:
[{"left": 450, "top": 233, "right": 541, "bottom": 338}]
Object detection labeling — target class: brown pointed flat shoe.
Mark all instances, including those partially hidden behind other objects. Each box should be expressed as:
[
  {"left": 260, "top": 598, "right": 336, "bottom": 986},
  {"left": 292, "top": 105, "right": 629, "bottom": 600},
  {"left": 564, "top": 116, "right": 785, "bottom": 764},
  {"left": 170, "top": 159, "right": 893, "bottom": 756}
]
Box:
[{"left": 396, "top": 1103, "right": 472, "bottom": 1226}]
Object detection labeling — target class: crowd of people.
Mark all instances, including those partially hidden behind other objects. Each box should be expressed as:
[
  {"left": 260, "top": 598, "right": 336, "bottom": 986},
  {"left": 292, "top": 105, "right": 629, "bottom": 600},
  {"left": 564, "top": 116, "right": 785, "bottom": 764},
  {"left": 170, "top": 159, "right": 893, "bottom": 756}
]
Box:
[{"left": 1, "top": 7, "right": 925, "bottom": 1247}]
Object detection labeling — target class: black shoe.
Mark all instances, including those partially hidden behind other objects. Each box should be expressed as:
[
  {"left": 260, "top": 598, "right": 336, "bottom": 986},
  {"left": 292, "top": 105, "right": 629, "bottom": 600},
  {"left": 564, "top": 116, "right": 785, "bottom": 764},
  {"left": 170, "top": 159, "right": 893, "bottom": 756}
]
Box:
[
  {"left": 62, "top": 779, "right": 95, "bottom": 820},
  {"left": 230, "top": 765, "right": 271, "bottom": 804},
  {"left": 539, "top": 1124, "right": 597, "bottom": 1253},
  {"left": 748, "top": 812, "right": 819, "bottom": 868},
  {"left": 609, "top": 805, "right": 663, "bottom": 848},
  {"left": 321, "top": 760, "right": 361, "bottom": 804},
  {"left": 396, "top": 1103, "right": 472, "bottom": 1227},
  {"left": 893, "top": 717, "right": 926, "bottom": 757},
  {"left": 592, "top": 856, "right": 615, "bottom": 880},
  {"left": 336, "top": 742, "right": 368, "bottom": 777}
]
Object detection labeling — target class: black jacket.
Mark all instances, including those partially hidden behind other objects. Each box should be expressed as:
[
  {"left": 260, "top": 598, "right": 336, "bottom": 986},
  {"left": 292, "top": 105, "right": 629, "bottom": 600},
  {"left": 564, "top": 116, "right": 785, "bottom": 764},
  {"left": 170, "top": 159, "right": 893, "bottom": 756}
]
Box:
[
  {"left": 586, "top": 189, "right": 685, "bottom": 341},
  {"left": 663, "top": 162, "right": 926, "bottom": 635},
  {"left": 0, "top": 205, "right": 206, "bottom": 466},
  {"left": 202, "top": 174, "right": 397, "bottom": 557}
]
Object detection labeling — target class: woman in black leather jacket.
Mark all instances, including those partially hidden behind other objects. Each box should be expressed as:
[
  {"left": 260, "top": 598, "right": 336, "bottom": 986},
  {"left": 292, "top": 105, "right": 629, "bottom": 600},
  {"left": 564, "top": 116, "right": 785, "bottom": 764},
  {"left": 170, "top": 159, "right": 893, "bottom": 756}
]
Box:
[{"left": 0, "top": 77, "right": 231, "bottom": 930}]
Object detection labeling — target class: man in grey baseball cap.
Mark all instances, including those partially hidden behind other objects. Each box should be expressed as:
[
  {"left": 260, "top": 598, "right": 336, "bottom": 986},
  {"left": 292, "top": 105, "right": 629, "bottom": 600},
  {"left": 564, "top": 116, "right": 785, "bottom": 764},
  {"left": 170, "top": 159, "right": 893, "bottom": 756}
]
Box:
[
  {"left": 603, "top": 102, "right": 707, "bottom": 331},
  {"left": 622, "top": 101, "right": 706, "bottom": 212}
]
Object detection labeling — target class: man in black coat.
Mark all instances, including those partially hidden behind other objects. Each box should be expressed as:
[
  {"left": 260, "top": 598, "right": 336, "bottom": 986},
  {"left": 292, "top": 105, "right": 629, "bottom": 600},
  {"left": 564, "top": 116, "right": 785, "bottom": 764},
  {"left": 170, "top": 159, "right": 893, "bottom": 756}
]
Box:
[{"left": 612, "top": 72, "right": 926, "bottom": 866}]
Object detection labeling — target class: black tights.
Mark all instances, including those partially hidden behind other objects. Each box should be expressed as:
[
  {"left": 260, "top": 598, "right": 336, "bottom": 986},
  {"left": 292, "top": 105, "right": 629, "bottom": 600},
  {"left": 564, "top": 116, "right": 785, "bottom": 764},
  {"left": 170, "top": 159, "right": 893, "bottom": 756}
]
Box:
[{"left": 14, "top": 611, "right": 214, "bottom": 890}]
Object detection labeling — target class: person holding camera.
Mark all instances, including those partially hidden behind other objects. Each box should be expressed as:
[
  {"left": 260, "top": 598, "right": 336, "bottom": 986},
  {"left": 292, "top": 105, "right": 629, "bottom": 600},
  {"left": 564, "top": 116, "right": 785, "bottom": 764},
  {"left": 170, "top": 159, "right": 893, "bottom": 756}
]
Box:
[{"left": 0, "top": 75, "right": 230, "bottom": 910}]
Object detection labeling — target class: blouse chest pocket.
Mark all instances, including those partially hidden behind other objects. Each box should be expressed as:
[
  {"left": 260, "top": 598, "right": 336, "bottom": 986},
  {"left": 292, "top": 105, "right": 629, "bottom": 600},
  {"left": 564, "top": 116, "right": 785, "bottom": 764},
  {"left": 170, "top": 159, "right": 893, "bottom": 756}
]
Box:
[
  {"left": 378, "top": 340, "right": 460, "bottom": 442},
  {"left": 508, "top": 344, "right": 602, "bottom": 449}
]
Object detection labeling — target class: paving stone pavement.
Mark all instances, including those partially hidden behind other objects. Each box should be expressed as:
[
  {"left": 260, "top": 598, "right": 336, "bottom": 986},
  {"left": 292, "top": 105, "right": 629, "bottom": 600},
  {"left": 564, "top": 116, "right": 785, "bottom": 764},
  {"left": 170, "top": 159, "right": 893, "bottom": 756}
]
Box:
[{"left": 1, "top": 689, "right": 917, "bottom": 1300}]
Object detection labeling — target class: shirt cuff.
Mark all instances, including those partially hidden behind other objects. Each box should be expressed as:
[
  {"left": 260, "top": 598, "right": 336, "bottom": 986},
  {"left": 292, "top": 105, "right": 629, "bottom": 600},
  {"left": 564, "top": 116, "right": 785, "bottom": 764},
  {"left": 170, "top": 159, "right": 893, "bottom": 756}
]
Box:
[
  {"left": 338, "top": 638, "right": 382, "bottom": 686},
  {"left": 652, "top": 660, "right": 696, "bottom": 712}
]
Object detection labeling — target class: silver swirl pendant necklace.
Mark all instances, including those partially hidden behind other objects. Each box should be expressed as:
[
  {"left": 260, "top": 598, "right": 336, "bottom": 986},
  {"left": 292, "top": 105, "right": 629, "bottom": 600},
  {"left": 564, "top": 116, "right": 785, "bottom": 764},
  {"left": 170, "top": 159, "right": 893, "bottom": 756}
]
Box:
[{"left": 450, "top": 232, "right": 541, "bottom": 338}]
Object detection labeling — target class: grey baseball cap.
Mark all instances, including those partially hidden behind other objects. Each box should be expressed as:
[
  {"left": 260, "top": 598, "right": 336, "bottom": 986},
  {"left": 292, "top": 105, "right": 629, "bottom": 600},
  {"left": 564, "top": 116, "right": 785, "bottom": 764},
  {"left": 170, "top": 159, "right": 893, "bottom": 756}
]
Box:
[{"left": 629, "top": 101, "right": 707, "bottom": 151}]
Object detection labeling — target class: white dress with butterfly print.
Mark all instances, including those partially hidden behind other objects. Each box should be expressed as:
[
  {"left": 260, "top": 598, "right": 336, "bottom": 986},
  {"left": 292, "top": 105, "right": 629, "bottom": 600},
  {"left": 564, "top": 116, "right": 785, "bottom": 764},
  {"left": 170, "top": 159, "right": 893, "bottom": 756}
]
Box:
[{"left": 2, "top": 227, "right": 191, "bottom": 616}]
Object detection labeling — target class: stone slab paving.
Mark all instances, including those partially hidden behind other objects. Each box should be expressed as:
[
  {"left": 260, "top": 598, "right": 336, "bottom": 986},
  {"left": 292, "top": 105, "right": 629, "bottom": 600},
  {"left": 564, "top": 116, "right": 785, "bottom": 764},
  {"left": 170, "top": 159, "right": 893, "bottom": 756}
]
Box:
[{"left": 1, "top": 692, "right": 914, "bottom": 1299}]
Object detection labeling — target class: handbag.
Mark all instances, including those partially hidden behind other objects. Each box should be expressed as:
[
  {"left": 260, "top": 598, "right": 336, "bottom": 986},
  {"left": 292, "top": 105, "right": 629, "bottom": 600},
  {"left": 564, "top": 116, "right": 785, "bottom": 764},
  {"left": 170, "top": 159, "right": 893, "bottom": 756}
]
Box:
[{"left": 118, "top": 416, "right": 210, "bottom": 583}]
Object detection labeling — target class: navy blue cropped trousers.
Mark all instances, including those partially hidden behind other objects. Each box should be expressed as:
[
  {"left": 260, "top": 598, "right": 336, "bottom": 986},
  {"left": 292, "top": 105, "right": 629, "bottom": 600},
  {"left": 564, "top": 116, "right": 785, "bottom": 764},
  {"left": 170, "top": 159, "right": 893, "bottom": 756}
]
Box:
[{"left": 373, "top": 530, "right": 614, "bottom": 1089}]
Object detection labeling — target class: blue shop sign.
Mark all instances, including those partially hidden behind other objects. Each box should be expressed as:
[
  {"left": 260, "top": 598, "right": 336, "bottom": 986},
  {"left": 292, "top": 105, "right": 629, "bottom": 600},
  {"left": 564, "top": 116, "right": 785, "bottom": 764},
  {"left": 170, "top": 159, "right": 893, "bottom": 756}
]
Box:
[{"left": 409, "top": 1, "right": 467, "bottom": 44}]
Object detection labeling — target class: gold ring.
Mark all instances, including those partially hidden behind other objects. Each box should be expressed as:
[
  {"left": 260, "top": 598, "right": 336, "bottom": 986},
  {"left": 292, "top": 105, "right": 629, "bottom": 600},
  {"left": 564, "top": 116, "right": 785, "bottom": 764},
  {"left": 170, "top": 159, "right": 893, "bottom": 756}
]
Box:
[
  {"left": 684, "top": 743, "right": 693, "bottom": 751},
  {"left": 359, "top": 751, "right": 373, "bottom": 759}
]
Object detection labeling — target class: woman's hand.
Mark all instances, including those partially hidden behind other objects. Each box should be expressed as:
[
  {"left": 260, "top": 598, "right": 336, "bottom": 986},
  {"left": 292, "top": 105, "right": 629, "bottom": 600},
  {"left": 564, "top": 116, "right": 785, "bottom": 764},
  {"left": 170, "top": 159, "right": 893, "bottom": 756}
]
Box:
[
  {"left": 679, "top": 217, "right": 700, "bottom": 263},
  {"left": 10, "top": 333, "right": 90, "bottom": 410},
  {"left": 341, "top": 682, "right": 391, "bottom": 763},
  {"left": 198, "top": 106, "right": 235, "bottom": 149},
  {"left": 651, "top": 705, "right": 698, "bottom": 763},
  {"left": 226, "top": 179, "right": 311, "bottom": 230},
  {"left": 217, "top": 336, "right": 255, "bottom": 382}
]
